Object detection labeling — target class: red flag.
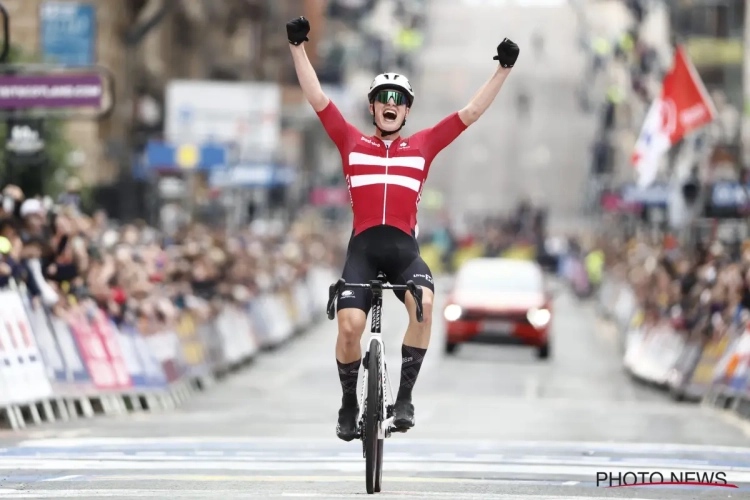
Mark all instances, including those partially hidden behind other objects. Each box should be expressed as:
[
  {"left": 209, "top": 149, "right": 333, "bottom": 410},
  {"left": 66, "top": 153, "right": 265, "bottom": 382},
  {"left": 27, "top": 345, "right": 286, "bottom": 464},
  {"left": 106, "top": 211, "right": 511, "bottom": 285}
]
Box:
[{"left": 660, "top": 45, "right": 717, "bottom": 145}]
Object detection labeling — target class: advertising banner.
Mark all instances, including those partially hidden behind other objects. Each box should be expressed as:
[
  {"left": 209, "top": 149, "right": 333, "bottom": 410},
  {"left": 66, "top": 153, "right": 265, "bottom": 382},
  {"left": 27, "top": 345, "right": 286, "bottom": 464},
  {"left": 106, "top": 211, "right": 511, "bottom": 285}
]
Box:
[
  {"left": 174, "top": 311, "right": 208, "bottom": 378},
  {"left": 115, "top": 323, "right": 167, "bottom": 388},
  {"left": 0, "top": 74, "right": 103, "bottom": 109},
  {"left": 28, "top": 304, "right": 66, "bottom": 383},
  {"left": 88, "top": 308, "right": 132, "bottom": 390},
  {"left": 49, "top": 314, "right": 90, "bottom": 383},
  {"left": 143, "top": 331, "right": 185, "bottom": 384},
  {"left": 0, "top": 291, "right": 54, "bottom": 401},
  {"left": 67, "top": 308, "right": 126, "bottom": 390},
  {"left": 687, "top": 335, "right": 732, "bottom": 392}
]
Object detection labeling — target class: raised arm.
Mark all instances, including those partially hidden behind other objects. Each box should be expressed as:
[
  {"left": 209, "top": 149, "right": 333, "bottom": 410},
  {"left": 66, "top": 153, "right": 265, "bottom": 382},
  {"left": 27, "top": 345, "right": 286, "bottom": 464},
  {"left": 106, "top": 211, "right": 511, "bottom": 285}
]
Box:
[
  {"left": 458, "top": 38, "right": 520, "bottom": 127},
  {"left": 290, "top": 44, "right": 329, "bottom": 112},
  {"left": 458, "top": 66, "right": 512, "bottom": 126},
  {"left": 287, "top": 17, "right": 329, "bottom": 112}
]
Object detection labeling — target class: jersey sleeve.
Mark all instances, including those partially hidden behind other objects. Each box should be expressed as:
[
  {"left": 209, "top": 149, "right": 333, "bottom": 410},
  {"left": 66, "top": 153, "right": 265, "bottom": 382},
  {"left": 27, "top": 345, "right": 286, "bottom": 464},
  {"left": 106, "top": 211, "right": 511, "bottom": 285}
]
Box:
[
  {"left": 415, "top": 112, "right": 468, "bottom": 163},
  {"left": 316, "top": 100, "right": 357, "bottom": 153}
]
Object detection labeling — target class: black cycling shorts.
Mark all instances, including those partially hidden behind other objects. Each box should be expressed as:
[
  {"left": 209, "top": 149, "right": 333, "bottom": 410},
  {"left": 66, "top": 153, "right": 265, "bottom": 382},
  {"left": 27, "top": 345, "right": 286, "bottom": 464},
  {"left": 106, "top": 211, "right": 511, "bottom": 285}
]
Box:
[{"left": 337, "top": 225, "right": 434, "bottom": 314}]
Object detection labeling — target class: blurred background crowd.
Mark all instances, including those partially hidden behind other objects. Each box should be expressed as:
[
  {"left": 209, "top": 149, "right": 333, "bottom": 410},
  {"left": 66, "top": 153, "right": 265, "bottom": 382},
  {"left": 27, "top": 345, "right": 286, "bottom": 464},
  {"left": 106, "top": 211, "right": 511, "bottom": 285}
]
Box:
[
  {"left": 0, "top": 0, "right": 748, "bottom": 332},
  {"left": 602, "top": 232, "right": 750, "bottom": 337},
  {"left": 0, "top": 179, "right": 342, "bottom": 335}
]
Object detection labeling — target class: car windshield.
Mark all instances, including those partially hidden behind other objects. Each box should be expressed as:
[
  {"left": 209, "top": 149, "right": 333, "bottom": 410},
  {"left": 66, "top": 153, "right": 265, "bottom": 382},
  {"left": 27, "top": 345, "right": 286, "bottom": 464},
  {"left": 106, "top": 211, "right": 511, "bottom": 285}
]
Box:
[{"left": 456, "top": 260, "right": 543, "bottom": 294}]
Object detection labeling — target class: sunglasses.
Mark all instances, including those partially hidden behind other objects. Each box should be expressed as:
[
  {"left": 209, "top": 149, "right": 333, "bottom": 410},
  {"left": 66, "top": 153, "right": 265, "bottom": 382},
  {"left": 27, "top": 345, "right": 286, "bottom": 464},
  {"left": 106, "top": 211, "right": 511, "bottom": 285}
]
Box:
[{"left": 374, "top": 90, "right": 408, "bottom": 106}]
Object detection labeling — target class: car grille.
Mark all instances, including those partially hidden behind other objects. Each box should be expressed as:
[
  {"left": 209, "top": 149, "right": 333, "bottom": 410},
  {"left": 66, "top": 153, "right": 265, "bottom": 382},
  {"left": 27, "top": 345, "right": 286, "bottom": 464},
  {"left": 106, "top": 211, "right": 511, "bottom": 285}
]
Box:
[{"left": 461, "top": 310, "right": 530, "bottom": 324}]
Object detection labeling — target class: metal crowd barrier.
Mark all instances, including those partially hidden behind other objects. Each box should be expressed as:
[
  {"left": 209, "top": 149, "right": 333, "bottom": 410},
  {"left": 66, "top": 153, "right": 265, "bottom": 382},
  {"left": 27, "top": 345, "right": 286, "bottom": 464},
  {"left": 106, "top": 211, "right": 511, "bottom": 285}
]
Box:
[
  {"left": 0, "top": 266, "right": 337, "bottom": 430},
  {"left": 595, "top": 274, "right": 750, "bottom": 420}
]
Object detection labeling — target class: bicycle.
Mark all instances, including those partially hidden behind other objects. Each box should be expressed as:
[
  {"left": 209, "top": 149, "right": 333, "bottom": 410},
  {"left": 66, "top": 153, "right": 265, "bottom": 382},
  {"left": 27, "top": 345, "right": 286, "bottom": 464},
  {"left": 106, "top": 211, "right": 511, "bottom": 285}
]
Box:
[{"left": 326, "top": 273, "right": 424, "bottom": 495}]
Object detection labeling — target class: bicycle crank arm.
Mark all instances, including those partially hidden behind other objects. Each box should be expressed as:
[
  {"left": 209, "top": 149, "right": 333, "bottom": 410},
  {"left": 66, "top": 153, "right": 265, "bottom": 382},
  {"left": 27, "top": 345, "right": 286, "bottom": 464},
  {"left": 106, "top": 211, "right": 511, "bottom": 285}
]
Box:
[{"left": 379, "top": 417, "right": 397, "bottom": 438}]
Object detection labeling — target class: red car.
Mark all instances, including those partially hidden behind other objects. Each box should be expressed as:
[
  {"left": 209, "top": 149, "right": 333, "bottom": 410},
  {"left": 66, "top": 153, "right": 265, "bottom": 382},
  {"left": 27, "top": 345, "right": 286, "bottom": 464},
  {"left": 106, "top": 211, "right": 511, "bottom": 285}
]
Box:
[{"left": 443, "top": 258, "right": 554, "bottom": 359}]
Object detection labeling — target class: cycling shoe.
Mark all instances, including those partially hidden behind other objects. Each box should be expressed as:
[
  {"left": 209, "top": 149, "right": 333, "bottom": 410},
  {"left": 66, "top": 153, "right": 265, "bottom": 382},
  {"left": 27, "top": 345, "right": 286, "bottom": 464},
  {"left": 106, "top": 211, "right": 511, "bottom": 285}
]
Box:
[
  {"left": 336, "top": 403, "right": 359, "bottom": 442},
  {"left": 392, "top": 399, "right": 414, "bottom": 432}
]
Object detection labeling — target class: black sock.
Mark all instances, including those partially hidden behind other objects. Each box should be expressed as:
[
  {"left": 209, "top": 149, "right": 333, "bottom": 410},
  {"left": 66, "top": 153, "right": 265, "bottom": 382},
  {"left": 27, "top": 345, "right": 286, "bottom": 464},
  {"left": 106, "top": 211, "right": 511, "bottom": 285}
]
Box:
[
  {"left": 397, "top": 345, "right": 427, "bottom": 402},
  {"left": 337, "top": 358, "right": 361, "bottom": 407}
]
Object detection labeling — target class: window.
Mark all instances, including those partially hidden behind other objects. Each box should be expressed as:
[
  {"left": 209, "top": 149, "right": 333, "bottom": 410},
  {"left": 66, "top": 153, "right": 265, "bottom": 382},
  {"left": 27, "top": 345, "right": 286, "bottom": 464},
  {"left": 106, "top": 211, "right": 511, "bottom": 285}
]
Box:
[{"left": 457, "top": 260, "right": 543, "bottom": 294}]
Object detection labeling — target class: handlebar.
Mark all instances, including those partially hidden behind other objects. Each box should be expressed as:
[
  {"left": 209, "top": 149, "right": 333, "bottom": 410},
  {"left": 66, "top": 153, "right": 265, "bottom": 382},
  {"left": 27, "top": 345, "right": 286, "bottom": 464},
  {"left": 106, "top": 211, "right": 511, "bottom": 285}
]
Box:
[{"left": 326, "top": 278, "right": 423, "bottom": 323}]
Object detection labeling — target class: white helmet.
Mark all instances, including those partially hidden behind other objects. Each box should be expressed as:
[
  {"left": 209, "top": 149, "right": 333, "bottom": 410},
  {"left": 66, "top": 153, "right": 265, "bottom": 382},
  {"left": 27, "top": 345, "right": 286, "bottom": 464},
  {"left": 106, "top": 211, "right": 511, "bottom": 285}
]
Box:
[{"left": 368, "top": 73, "right": 415, "bottom": 107}]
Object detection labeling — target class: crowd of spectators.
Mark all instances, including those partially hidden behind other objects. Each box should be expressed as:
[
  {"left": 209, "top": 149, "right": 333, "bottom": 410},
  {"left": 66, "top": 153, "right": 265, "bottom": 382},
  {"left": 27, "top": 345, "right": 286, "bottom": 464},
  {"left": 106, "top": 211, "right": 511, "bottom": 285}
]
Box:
[
  {"left": 0, "top": 182, "right": 345, "bottom": 333},
  {"left": 601, "top": 227, "right": 750, "bottom": 341}
]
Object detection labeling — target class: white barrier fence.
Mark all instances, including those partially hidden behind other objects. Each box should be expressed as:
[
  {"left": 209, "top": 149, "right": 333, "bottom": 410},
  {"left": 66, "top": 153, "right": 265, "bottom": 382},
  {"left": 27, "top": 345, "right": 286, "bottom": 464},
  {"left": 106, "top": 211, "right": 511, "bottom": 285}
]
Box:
[
  {"left": 597, "top": 274, "right": 750, "bottom": 418},
  {"left": 0, "top": 266, "right": 338, "bottom": 430}
]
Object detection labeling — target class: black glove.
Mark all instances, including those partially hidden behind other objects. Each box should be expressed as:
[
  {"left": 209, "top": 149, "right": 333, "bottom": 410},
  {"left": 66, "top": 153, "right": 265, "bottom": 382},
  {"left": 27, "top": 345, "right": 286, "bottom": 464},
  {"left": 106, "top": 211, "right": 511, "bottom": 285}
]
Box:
[
  {"left": 493, "top": 38, "right": 519, "bottom": 68},
  {"left": 286, "top": 16, "right": 310, "bottom": 46}
]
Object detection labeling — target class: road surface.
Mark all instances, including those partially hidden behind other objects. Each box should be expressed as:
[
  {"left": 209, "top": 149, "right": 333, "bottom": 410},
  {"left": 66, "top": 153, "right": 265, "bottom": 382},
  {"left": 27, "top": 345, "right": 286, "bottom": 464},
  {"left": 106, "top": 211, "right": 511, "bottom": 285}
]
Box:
[{"left": 1, "top": 277, "right": 750, "bottom": 498}]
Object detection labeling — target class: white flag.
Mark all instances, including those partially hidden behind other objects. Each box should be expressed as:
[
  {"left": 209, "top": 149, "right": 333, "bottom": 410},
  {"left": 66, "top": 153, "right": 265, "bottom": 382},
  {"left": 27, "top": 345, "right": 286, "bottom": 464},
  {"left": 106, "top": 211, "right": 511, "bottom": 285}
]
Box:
[{"left": 631, "top": 98, "right": 671, "bottom": 188}]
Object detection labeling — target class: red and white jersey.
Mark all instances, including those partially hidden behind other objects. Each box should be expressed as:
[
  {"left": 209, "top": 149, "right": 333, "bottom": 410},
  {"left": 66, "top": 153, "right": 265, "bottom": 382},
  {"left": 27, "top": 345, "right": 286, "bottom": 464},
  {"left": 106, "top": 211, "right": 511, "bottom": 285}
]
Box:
[{"left": 317, "top": 100, "right": 468, "bottom": 237}]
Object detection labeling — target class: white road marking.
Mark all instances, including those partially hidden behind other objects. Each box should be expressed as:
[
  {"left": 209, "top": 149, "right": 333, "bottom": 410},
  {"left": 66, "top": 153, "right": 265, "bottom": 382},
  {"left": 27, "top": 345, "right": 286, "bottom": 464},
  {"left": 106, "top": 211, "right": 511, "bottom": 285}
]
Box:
[
  {"left": 0, "top": 453, "right": 737, "bottom": 469},
  {"left": 279, "top": 494, "right": 637, "bottom": 499},
  {"left": 3, "top": 458, "right": 750, "bottom": 481},
  {"left": 83, "top": 474, "right": 571, "bottom": 484},
  {"left": 278, "top": 494, "right": 636, "bottom": 500},
  {"left": 0, "top": 490, "right": 668, "bottom": 499},
  {"left": 42, "top": 475, "right": 81, "bottom": 482},
  {"left": 17, "top": 437, "right": 750, "bottom": 455}
]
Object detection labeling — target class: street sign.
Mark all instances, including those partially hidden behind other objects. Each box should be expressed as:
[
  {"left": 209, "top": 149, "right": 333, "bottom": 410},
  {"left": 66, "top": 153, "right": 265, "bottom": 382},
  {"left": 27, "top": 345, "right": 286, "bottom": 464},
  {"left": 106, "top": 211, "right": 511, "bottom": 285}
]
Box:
[
  {"left": 40, "top": 2, "right": 96, "bottom": 66},
  {"left": 165, "top": 81, "right": 281, "bottom": 162},
  {"left": 145, "top": 141, "right": 227, "bottom": 172}
]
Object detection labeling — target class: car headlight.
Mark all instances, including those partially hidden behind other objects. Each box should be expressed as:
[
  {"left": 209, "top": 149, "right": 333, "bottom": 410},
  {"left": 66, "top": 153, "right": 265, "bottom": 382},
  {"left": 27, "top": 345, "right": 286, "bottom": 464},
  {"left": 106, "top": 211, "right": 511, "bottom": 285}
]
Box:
[
  {"left": 527, "top": 308, "right": 551, "bottom": 328},
  {"left": 444, "top": 304, "right": 462, "bottom": 321}
]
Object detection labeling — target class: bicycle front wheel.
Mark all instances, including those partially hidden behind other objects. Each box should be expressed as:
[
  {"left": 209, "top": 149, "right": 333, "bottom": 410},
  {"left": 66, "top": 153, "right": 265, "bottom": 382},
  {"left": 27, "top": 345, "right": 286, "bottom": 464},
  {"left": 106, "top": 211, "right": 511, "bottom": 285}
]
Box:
[
  {"left": 374, "top": 435, "right": 383, "bottom": 492},
  {"left": 365, "top": 338, "right": 382, "bottom": 494}
]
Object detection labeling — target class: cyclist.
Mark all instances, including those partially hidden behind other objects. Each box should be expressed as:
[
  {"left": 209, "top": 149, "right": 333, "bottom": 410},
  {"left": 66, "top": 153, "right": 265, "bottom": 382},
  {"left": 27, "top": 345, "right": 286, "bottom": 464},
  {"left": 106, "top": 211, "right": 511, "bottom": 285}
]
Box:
[{"left": 286, "top": 16, "right": 519, "bottom": 441}]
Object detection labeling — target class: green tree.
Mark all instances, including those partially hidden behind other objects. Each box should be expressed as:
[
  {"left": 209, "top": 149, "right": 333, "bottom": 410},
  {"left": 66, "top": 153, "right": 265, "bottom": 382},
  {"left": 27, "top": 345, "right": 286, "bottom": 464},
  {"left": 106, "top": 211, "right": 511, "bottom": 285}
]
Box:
[{"left": 0, "top": 45, "right": 75, "bottom": 198}]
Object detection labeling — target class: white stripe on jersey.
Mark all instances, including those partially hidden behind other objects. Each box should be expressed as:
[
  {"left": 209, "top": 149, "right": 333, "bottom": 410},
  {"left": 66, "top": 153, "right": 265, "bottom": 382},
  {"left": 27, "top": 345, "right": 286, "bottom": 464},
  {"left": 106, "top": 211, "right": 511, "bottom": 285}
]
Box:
[
  {"left": 350, "top": 174, "right": 421, "bottom": 192},
  {"left": 348, "top": 152, "right": 426, "bottom": 171}
]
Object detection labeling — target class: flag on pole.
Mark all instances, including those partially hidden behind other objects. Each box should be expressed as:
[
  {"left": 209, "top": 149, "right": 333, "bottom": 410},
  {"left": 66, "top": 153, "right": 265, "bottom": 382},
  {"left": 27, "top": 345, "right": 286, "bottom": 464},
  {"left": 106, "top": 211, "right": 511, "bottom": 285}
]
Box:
[
  {"left": 631, "top": 98, "right": 671, "bottom": 188},
  {"left": 632, "top": 45, "right": 717, "bottom": 187}
]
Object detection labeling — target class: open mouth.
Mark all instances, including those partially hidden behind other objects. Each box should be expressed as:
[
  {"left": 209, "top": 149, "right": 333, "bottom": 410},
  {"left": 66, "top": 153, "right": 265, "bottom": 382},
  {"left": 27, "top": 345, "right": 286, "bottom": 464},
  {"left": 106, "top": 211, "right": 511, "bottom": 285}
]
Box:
[{"left": 383, "top": 109, "right": 398, "bottom": 123}]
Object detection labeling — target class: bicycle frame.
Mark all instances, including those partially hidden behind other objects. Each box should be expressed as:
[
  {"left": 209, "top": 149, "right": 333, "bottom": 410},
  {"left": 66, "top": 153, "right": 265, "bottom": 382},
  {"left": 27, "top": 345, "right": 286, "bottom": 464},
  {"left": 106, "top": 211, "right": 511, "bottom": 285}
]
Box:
[{"left": 358, "top": 280, "right": 396, "bottom": 439}]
